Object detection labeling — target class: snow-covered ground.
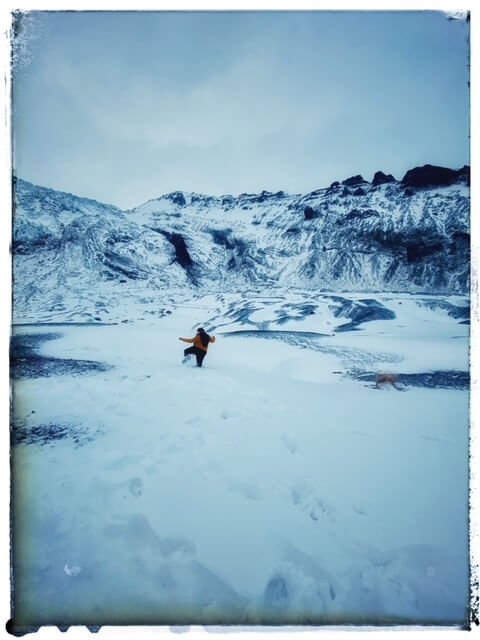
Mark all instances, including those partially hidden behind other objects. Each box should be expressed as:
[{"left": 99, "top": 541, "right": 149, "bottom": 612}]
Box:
[{"left": 10, "top": 292, "right": 470, "bottom": 628}]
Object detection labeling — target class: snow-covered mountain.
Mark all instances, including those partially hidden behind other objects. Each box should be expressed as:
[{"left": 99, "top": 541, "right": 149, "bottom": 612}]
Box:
[{"left": 12, "top": 165, "right": 470, "bottom": 322}]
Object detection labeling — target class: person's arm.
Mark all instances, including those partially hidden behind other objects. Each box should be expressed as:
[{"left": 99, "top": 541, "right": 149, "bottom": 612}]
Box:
[
  {"left": 179, "top": 337, "right": 194, "bottom": 343},
  {"left": 210, "top": 336, "right": 216, "bottom": 344}
]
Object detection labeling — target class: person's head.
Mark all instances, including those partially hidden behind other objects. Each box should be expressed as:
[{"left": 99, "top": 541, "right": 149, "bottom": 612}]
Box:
[{"left": 197, "top": 327, "right": 205, "bottom": 334}]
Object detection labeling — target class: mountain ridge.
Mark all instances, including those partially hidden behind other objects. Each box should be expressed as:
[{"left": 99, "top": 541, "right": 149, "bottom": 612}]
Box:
[
  {"left": 12, "top": 164, "right": 470, "bottom": 323},
  {"left": 16, "top": 163, "right": 470, "bottom": 214}
]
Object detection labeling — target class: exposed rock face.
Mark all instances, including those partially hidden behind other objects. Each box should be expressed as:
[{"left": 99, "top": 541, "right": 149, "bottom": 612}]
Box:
[
  {"left": 304, "top": 206, "right": 316, "bottom": 220},
  {"left": 170, "top": 192, "right": 187, "bottom": 206},
  {"left": 342, "top": 175, "right": 367, "bottom": 187},
  {"left": 159, "top": 231, "right": 193, "bottom": 269},
  {"left": 372, "top": 171, "right": 396, "bottom": 186},
  {"left": 353, "top": 187, "right": 366, "bottom": 196},
  {"left": 401, "top": 164, "right": 469, "bottom": 189}
]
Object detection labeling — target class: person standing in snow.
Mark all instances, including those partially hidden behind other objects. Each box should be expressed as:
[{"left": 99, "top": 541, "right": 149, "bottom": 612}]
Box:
[{"left": 179, "top": 327, "right": 216, "bottom": 368}]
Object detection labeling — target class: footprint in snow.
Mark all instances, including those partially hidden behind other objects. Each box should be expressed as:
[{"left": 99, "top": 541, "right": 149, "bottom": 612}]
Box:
[
  {"left": 291, "top": 483, "right": 335, "bottom": 523},
  {"left": 128, "top": 477, "right": 143, "bottom": 497}
]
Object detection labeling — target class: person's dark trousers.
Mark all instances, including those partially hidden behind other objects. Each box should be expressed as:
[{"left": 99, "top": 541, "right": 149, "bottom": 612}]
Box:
[{"left": 184, "top": 346, "right": 207, "bottom": 367}]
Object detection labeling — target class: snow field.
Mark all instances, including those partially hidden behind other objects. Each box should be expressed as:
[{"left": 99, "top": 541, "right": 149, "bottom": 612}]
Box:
[{"left": 11, "top": 298, "right": 470, "bottom": 625}]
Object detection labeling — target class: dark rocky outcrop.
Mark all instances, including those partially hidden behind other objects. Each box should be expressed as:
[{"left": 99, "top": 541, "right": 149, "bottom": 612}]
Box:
[
  {"left": 406, "top": 242, "right": 444, "bottom": 263},
  {"left": 13, "top": 233, "right": 62, "bottom": 254},
  {"left": 401, "top": 164, "right": 469, "bottom": 189},
  {"left": 222, "top": 196, "right": 234, "bottom": 208},
  {"left": 211, "top": 229, "right": 234, "bottom": 250},
  {"left": 304, "top": 206, "right": 316, "bottom": 220},
  {"left": 342, "top": 175, "right": 367, "bottom": 187},
  {"left": 457, "top": 165, "right": 470, "bottom": 186},
  {"left": 344, "top": 208, "right": 379, "bottom": 222},
  {"left": 353, "top": 187, "right": 366, "bottom": 196},
  {"left": 160, "top": 231, "right": 193, "bottom": 269},
  {"left": 210, "top": 229, "right": 253, "bottom": 272},
  {"left": 372, "top": 171, "right": 396, "bottom": 186},
  {"left": 368, "top": 228, "right": 445, "bottom": 255},
  {"left": 169, "top": 192, "right": 186, "bottom": 206},
  {"left": 253, "top": 191, "right": 271, "bottom": 203}
]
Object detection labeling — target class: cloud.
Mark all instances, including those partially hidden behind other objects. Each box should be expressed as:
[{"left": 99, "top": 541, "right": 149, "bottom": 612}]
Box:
[
  {"left": 12, "top": 11, "right": 470, "bottom": 209},
  {"left": 38, "top": 25, "right": 340, "bottom": 156}
]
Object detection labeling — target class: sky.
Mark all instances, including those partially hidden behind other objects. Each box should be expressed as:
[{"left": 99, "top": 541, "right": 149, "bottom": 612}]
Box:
[{"left": 10, "top": 9, "right": 471, "bottom": 210}]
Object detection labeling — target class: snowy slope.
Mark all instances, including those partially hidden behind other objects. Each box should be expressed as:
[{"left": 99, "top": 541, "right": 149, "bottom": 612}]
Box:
[
  {"left": 12, "top": 165, "right": 469, "bottom": 323},
  {"left": 11, "top": 294, "right": 469, "bottom": 627}
]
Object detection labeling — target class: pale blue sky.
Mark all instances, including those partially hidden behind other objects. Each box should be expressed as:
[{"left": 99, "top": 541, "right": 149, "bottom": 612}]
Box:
[{"left": 12, "top": 10, "right": 470, "bottom": 209}]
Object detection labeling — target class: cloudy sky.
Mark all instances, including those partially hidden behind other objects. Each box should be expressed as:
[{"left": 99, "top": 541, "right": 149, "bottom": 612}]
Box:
[{"left": 11, "top": 9, "right": 470, "bottom": 210}]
